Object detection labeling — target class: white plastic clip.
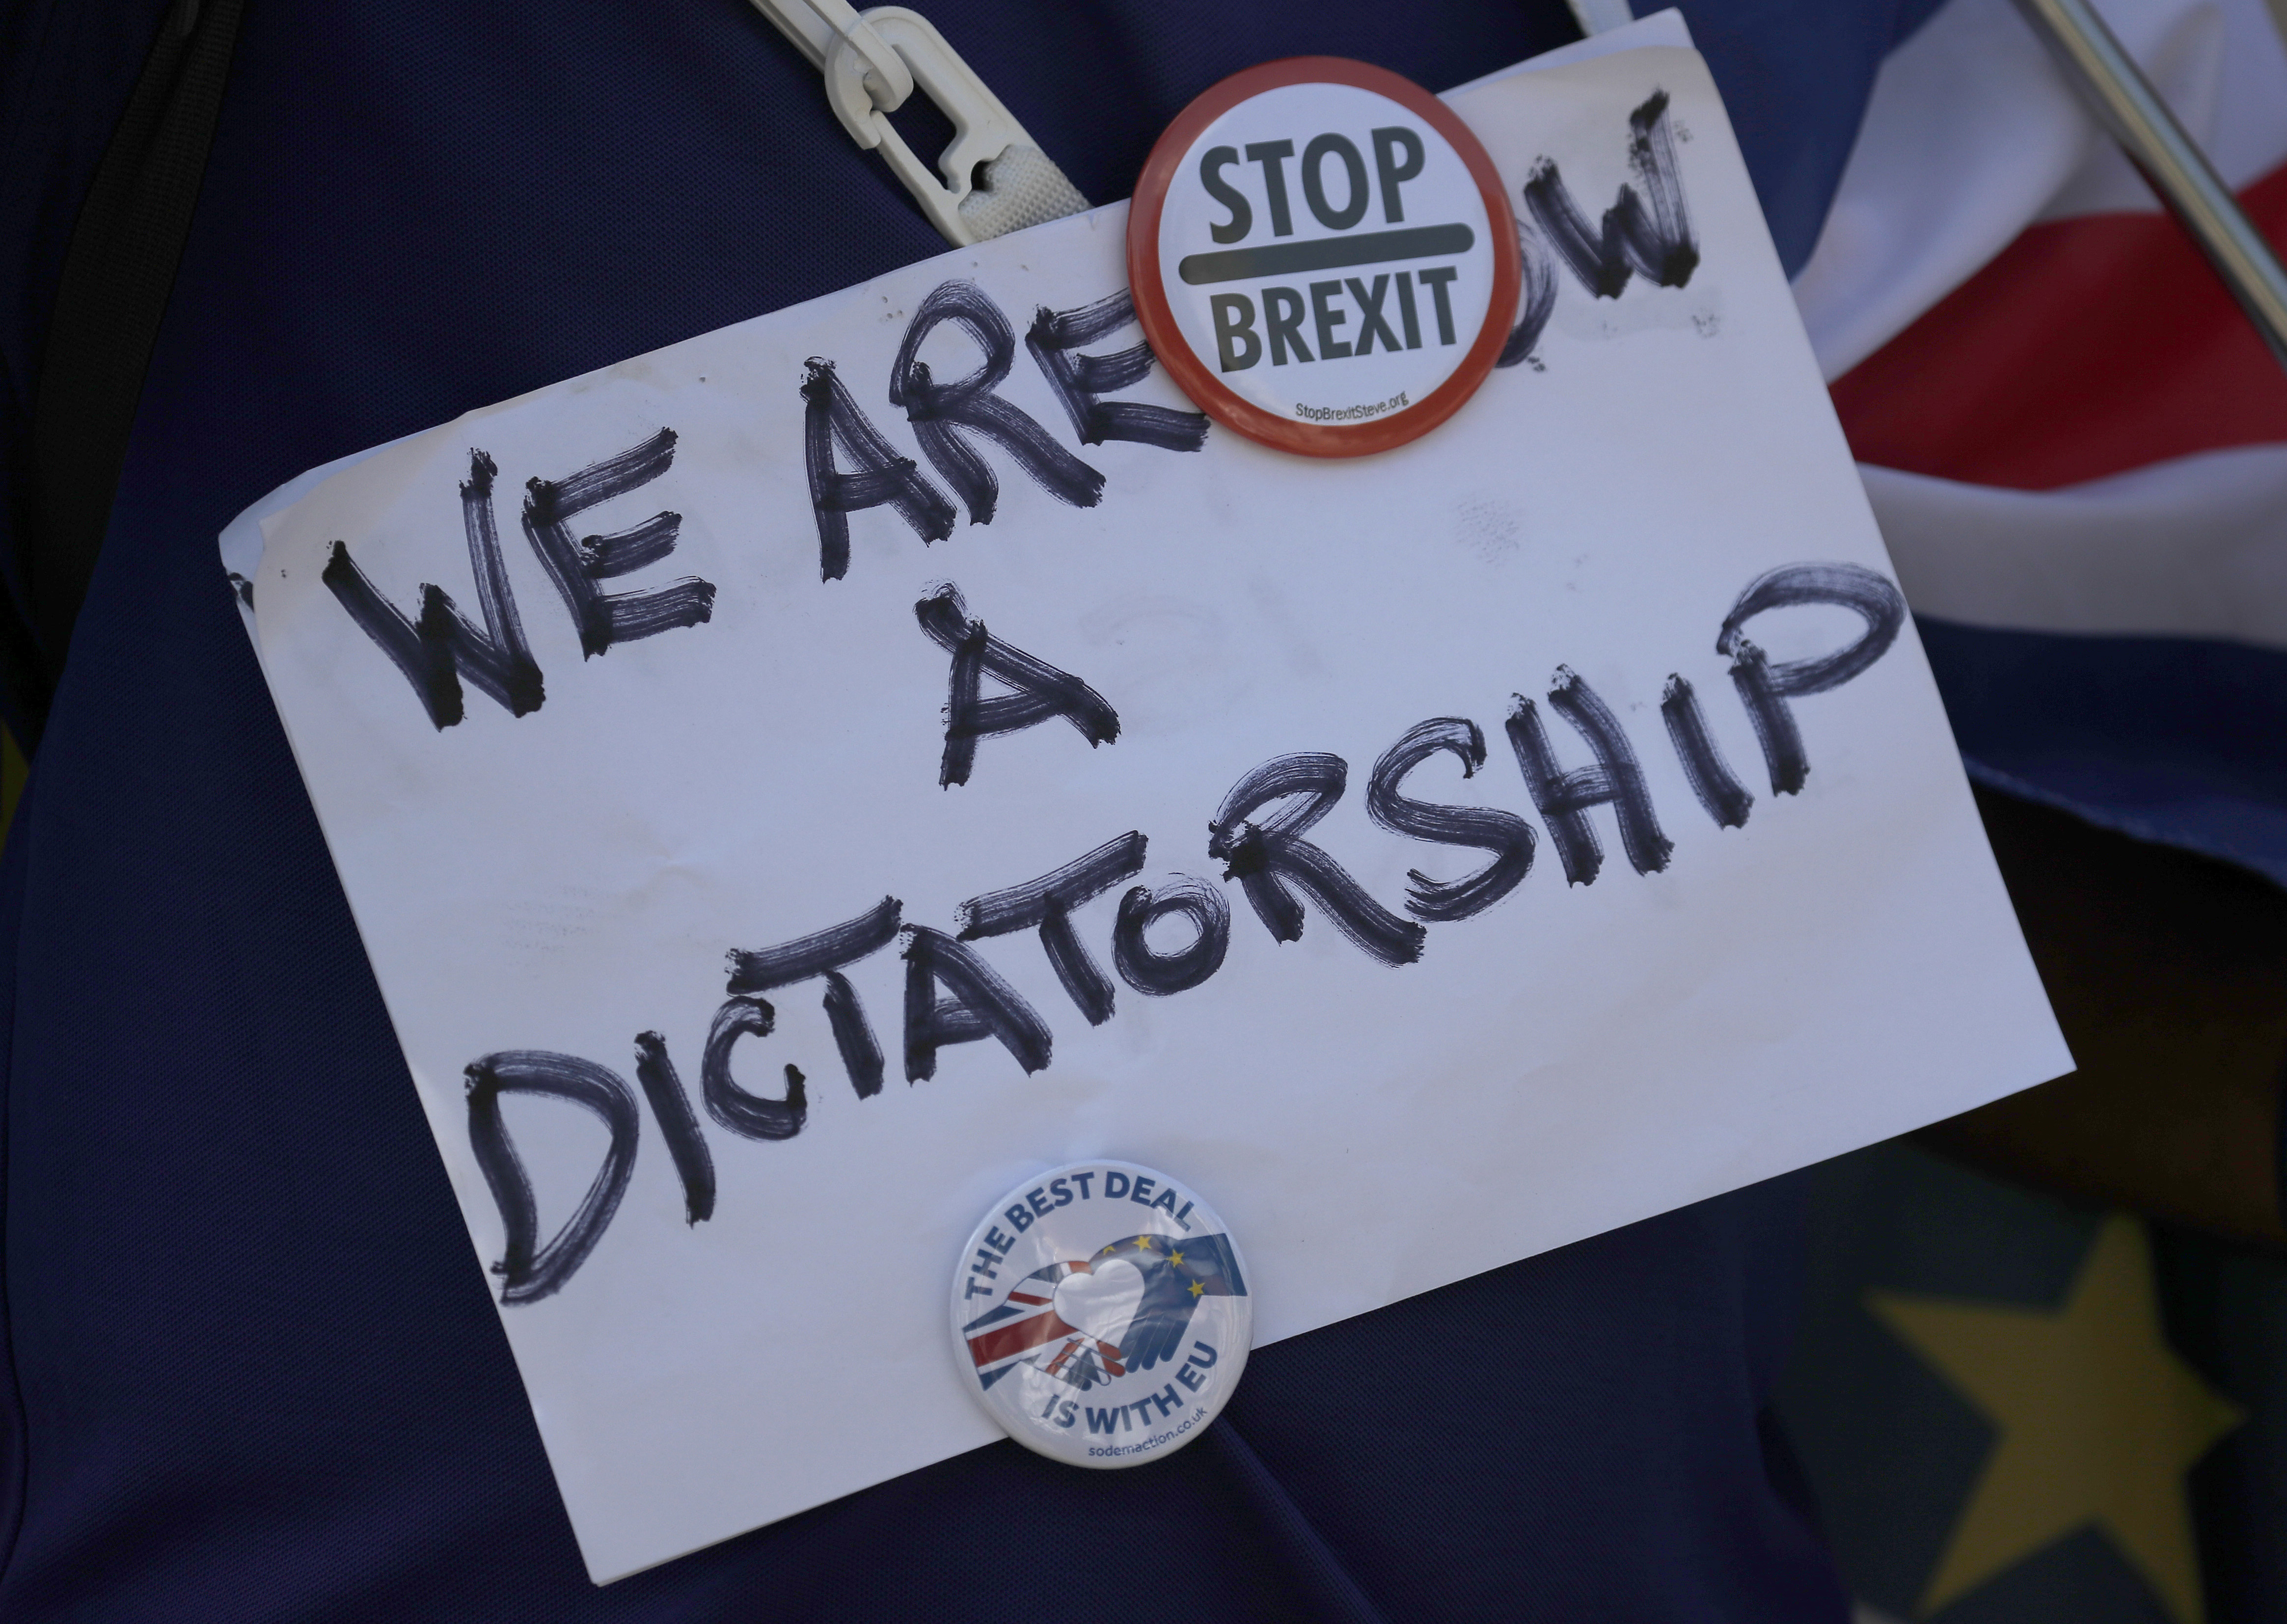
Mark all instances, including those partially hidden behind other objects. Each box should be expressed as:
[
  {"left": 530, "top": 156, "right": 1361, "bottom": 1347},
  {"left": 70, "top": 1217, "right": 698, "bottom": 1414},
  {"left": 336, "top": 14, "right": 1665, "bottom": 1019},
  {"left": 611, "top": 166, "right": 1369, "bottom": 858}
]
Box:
[
  {"left": 749, "top": 1, "right": 1089, "bottom": 246},
  {"left": 750, "top": 0, "right": 912, "bottom": 113}
]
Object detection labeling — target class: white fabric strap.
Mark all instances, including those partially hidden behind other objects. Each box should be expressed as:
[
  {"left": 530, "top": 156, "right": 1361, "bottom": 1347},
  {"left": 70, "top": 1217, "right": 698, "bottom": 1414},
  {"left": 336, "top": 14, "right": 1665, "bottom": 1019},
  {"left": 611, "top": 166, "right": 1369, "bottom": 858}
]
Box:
[{"left": 749, "top": 0, "right": 1090, "bottom": 245}]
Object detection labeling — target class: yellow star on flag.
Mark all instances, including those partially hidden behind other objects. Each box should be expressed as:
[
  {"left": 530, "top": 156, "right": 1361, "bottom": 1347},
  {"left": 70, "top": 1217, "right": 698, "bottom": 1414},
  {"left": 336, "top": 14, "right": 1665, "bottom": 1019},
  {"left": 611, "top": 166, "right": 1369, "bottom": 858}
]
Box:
[
  {"left": 1135, "top": 1237, "right": 1154, "bottom": 1250},
  {"left": 1188, "top": 1280, "right": 1205, "bottom": 1298},
  {"left": 1868, "top": 1215, "right": 2244, "bottom": 1623},
  {"left": 1169, "top": 1251, "right": 1185, "bottom": 1266}
]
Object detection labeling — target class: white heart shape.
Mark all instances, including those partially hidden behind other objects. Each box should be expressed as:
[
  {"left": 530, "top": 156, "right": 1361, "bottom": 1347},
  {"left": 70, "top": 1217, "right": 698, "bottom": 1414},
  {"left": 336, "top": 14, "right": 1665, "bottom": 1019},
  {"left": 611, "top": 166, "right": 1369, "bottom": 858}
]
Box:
[{"left": 1053, "top": 1258, "right": 1145, "bottom": 1347}]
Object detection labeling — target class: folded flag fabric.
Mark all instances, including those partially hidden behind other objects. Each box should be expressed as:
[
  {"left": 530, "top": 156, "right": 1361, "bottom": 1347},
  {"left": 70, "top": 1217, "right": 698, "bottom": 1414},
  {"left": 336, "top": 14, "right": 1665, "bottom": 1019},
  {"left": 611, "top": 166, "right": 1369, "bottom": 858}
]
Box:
[
  {"left": 1796, "top": 0, "right": 2287, "bottom": 881},
  {"left": 1780, "top": 1140, "right": 2287, "bottom": 1624},
  {"left": 1776, "top": 8, "right": 2287, "bottom": 1620}
]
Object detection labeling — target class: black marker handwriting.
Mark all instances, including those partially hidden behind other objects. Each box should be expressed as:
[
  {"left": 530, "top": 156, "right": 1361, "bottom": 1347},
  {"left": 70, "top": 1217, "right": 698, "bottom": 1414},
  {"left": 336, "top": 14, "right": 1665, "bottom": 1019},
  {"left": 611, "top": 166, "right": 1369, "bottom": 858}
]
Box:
[
  {"left": 702, "top": 995, "right": 807, "bottom": 1141},
  {"left": 803, "top": 356, "right": 956, "bottom": 582},
  {"left": 1718, "top": 562, "right": 1907, "bottom": 795},
  {"left": 1505, "top": 665, "right": 1673, "bottom": 885},
  {"left": 343, "top": 90, "right": 1705, "bottom": 731},
  {"left": 1661, "top": 674, "right": 1753, "bottom": 828},
  {"left": 1497, "top": 218, "right": 1562, "bottom": 369},
  {"left": 725, "top": 896, "right": 902, "bottom": 1100},
  {"left": 958, "top": 832, "right": 1148, "bottom": 1027},
  {"left": 1522, "top": 90, "right": 1698, "bottom": 300},
  {"left": 915, "top": 582, "right": 1120, "bottom": 788},
  {"left": 1027, "top": 290, "right": 1210, "bottom": 453},
  {"left": 633, "top": 1030, "right": 716, "bottom": 1225},
  {"left": 580, "top": 511, "right": 680, "bottom": 575},
  {"left": 521, "top": 428, "right": 716, "bottom": 658},
  {"left": 464, "top": 1049, "right": 639, "bottom": 1305},
  {"left": 902, "top": 925, "right": 1054, "bottom": 1081},
  {"left": 466, "top": 559, "right": 1909, "bottom": 1302},
  {"left": 891, "top": 280, "right": 1107, "bottom": 524},
  {"left": 324, "top": 450, "right": 545, "bottom": 729},
  {"left": 1208, "top": 752, "right": 1427, "bottom": 967},
  {"left": 1113, "top": 875, "right": 1232, "bottom": 996},
  {"left": 1366, "top": 717, "right": 1536, "bottom": 921}
]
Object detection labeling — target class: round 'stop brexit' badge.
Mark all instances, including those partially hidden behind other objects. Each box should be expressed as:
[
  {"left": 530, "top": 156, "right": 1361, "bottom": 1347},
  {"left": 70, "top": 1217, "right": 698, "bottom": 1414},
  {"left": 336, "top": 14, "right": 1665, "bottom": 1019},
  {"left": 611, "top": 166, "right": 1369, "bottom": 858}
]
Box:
[
  {"left": 952, "top": 1162, "right": 1251, "bottom": 1467},
  {"left": 1127, "top": 56, "right": 1520, "bottom": 457}
]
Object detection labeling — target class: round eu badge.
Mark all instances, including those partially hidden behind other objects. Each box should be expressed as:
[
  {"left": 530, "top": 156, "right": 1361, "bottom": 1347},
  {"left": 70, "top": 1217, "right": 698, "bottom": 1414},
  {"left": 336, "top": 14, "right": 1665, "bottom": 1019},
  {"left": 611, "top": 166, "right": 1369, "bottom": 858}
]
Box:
[
  {"left": 952, "top": 1161, "right": 1252, "bottom": 1467},
  {"left": 1127, "top": 56, "right": 1521, "bottom": 457}
]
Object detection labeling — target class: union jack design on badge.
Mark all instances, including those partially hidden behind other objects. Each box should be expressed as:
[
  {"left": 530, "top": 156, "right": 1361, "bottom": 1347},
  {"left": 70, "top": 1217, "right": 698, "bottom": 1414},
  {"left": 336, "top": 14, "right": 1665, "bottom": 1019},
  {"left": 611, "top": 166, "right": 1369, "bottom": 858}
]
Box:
[{"left": 950, "top": 1163, "right": 1252, "bottom": 1467}]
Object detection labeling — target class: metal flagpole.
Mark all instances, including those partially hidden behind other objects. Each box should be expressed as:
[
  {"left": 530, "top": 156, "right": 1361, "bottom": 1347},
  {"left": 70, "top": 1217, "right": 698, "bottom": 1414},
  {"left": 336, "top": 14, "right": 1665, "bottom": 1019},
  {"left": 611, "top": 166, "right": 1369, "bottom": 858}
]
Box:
[{"left": 2008, "top": 0, "right": 2287, "bottom": 372}]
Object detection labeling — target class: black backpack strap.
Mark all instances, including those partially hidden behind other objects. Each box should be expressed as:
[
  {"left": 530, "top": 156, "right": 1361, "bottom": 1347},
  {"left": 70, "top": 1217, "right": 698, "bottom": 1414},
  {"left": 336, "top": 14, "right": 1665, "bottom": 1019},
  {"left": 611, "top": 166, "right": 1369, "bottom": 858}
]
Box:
[{"left": 23, "top": 0, "right": 245, "bottom": 737}]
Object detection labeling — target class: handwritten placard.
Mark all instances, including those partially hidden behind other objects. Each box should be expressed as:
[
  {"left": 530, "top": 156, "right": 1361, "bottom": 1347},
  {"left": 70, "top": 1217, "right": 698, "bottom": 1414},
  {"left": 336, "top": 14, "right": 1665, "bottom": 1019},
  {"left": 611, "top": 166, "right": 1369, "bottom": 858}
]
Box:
[{"left": 226, "top": 32, "right": 2067, "bottom": 1581}]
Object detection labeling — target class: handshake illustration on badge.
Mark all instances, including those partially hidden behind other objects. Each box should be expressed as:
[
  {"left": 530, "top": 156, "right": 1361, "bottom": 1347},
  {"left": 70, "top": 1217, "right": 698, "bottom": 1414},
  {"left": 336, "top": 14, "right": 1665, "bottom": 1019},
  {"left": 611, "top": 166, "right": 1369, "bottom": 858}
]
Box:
[{"left": 954, "top": 1162, "right": 1252, "bottom": 1466}]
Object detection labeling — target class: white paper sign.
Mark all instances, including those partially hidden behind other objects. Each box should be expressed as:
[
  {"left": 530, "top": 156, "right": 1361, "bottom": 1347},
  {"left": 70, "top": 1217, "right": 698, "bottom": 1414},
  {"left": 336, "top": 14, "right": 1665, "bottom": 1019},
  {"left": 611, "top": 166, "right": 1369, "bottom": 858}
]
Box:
[{"left": 229, "top": 36, "right": 2068, "bottom": 1582}]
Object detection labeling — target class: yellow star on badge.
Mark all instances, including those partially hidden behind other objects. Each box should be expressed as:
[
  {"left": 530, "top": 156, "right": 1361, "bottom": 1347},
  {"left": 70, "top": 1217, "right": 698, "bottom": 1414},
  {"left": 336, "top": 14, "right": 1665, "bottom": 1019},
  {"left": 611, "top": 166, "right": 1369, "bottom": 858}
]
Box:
[
  {"left": 1188, "top": 1280, "right": 1205, "bottom": 1298},
  {"left": 1868, "top": 1214, "right": 2244, "bottom": 1624}
]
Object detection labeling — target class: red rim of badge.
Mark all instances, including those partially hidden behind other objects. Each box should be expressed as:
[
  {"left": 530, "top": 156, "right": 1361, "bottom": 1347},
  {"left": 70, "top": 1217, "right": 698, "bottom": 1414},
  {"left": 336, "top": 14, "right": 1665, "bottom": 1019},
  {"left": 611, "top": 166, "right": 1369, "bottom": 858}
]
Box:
[{"left": 1126, "top": 56, "right": 1522, "bottom": 459}]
